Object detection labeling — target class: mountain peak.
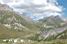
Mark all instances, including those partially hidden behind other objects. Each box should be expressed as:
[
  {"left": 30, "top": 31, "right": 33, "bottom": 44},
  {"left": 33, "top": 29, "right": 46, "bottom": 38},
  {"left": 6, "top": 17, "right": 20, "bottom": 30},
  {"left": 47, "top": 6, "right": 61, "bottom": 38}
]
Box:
[{"left": 0, "top": 3, "right": 13, "bottom": 11}]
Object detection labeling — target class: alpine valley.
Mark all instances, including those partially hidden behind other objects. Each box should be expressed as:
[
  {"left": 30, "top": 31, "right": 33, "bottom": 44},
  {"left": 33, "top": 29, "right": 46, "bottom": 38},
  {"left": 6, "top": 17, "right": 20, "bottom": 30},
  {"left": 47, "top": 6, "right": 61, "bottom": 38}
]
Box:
[{"left": 0, "top": 3, "right": 67, "bottom": 44}]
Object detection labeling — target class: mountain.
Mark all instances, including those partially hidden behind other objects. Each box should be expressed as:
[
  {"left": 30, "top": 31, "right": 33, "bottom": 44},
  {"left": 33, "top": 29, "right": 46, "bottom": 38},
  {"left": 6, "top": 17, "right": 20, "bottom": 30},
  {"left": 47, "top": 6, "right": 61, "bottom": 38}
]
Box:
[
  {"left": 0, "top": 4, "right": 40, "bottom": 39},
  {"left": 31, "top": 15, "right": 67, "bottom": 41},
  {"left": 0, "top": 3, "right": 67, "bottom": 44}
]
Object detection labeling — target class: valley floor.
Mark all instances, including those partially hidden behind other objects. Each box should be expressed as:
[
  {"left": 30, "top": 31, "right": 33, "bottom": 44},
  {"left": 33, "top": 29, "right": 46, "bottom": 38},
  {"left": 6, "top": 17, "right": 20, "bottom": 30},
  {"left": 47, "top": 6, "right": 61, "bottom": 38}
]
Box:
[{"left": 0, "top": 39, "right": 67, "bottom": 44}]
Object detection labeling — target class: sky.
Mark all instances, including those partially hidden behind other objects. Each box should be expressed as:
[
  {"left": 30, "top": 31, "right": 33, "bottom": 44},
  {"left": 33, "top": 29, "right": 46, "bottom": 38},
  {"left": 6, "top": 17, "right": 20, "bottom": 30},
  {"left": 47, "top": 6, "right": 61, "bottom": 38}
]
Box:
[
  {"left": 58, "top": 0, "right": 67, "bottom": 18},
  {"left": 0, "top": 0, "right": 67, "bottom": 20}
]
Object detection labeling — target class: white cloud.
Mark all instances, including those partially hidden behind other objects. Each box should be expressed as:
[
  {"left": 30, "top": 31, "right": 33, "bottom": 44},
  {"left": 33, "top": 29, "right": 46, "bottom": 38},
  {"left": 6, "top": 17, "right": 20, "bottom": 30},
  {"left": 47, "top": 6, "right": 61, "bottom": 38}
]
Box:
[
  {"left": 0, "top": 0, "right": 64, "bottom": 20},
  {"left": 32, "top": 0, "right": 48, "bottom": 5}
]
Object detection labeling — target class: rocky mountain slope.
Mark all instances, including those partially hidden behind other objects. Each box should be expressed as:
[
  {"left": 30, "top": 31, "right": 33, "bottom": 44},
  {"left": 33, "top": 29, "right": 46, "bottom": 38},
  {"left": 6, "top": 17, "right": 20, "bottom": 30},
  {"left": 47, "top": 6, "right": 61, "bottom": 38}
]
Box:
[
  {"left": 31, "top": 16, "right": 67, "bottom": 41},
  {"left": 0, "top": 4, "right": 40, "bottom": 39}
]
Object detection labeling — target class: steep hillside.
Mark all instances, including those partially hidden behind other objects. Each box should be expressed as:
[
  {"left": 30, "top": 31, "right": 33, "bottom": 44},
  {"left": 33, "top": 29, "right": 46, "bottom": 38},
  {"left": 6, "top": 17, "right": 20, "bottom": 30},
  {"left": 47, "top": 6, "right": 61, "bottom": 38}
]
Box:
[
  {"left": 29, "top": 16, "right": 67, "bottom": 41},
  {"left": 0, "top": 4, "right": 40, "bottom": 39},
  {"left": 26, "top": 16, "right": 67, "bottom": 41}
]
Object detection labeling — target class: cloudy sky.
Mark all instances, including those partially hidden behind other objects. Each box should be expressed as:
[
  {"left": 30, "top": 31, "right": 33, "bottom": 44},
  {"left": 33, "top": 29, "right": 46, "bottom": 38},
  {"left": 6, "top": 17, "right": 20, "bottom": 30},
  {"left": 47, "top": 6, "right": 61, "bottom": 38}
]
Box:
[
  {"left": 58, "top": 0, "right": 67, "bottom": 18},
  {"left": 0, "top": 0, "right": 66, "bottom": 20}
]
